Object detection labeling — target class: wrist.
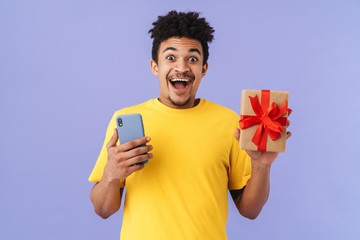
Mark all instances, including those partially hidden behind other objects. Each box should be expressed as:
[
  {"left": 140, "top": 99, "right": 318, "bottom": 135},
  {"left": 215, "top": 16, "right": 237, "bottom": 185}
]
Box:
[
  {"left": 251, "top": 159, "right": 271, "bottom": 170},
  {"left": 101, "top": 173, "right": 121, "bottom": 187}
]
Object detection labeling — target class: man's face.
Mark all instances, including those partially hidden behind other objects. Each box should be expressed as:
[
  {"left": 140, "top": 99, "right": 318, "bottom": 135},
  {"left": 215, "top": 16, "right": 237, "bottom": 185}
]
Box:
[{"left": 150, "top": 37, "right": 208, "bottom": 109}]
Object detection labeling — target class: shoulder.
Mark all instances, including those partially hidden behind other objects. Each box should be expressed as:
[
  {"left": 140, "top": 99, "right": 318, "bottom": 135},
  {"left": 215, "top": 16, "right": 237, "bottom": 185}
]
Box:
[
  {"left": 113, "top": 100, "right": 153, "bottom": 116},
  {"left": 202, "top": 99, "right": 239, "bottom": 120}
]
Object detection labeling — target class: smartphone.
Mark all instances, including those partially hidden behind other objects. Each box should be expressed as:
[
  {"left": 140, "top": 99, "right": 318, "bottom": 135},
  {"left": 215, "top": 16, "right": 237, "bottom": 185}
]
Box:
[{"left": 116, "top": 113, "right": 148, "bottom": 164}]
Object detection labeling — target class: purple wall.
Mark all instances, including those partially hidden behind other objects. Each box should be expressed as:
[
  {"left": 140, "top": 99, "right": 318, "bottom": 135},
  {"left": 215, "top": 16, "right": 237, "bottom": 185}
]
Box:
[{"left": 1, "top": 0, "right": 359, "bottom": 239}]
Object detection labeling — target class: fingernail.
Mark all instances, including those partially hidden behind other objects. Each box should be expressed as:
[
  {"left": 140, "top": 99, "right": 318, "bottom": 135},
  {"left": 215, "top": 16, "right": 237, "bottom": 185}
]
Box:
[
  {"left": 146, "top": 137, "right": 151, "bottom": 142},
  {"left": 149, "top": 145, "right": 153, "bottom": 150}
]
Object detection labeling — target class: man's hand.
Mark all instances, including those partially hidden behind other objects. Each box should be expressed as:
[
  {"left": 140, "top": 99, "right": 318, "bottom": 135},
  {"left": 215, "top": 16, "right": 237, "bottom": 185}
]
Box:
[
  {"left": 102, "top": 128, "right": 153, "bottom": 183},
  {"left": 231, "top": 120, "right": 291, "bottom": 219},
  {"left": 234, "top": 120, "right": 291, "bottom": 166}
]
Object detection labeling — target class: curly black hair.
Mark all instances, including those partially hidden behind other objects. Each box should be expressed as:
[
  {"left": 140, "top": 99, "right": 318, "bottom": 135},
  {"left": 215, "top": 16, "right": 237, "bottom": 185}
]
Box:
[{"left": 149, "top": 11, "right": 214, "bottom": 65}]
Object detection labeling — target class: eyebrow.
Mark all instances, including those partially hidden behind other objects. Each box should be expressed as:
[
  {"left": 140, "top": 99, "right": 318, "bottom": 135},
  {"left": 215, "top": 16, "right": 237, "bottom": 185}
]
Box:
[
  {"left": 163, "top": 47, "right": 202, "bottom": 55},
  {"left": 163, "top": 47, "right": 177, "bottom": 53},
  {"left": 189, "top": 48, "right": 201, "bottom": 55}
]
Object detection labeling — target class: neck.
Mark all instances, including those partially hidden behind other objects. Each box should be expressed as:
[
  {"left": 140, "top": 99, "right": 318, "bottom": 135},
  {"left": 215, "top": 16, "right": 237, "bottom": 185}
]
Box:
[{"left": 158, "top": 98, "right": 200, "bottom": 109}]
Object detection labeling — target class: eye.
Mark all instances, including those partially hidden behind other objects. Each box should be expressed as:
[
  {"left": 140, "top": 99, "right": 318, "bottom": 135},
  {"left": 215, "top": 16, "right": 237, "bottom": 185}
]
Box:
[
  {"left": 166, "top": 55, "right": 175, "bottom": 61},
  {"left": 189, "top": 56, "right": 198, "bottom": 62}
]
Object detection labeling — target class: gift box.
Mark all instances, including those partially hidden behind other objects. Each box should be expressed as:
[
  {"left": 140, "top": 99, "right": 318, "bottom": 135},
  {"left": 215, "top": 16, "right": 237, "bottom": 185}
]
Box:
[{"left": 239, "top": 89, "right": 292, "bottom": 152}]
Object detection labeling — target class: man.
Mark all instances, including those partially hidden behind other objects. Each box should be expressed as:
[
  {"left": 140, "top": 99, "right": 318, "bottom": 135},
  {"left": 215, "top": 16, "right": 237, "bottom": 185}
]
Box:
[{"left": 89, "top": 11, "right": 290, "bottom": 239}]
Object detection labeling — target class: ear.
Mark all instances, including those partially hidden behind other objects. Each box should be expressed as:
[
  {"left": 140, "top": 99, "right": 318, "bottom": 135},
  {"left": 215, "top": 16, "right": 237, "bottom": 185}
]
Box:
[
  {"left": 150, "top": 59, "right": 159, "bottom": 76},
  {"left": 201, "top": 62, "right": 208, "bottom": 77}
]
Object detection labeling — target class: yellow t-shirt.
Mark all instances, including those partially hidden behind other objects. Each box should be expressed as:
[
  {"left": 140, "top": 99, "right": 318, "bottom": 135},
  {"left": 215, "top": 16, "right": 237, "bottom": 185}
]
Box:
[{"left": 89, "top": 98, "right": 251, "bottom": 240}]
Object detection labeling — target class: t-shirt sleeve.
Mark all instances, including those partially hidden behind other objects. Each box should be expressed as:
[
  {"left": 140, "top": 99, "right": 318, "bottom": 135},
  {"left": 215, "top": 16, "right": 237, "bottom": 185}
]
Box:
[
  {"left": 88, "top": 112, "right": 125, "bottom": 188},
  {"left": 228, "top": 122, "right": 252, "bottom": 190}
]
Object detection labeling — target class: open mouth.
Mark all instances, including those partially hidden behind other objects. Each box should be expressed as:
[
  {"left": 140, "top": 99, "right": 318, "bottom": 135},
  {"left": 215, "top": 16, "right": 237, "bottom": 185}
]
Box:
[{"left": 169, "top": 79, "right": 192, "bottom": 90}]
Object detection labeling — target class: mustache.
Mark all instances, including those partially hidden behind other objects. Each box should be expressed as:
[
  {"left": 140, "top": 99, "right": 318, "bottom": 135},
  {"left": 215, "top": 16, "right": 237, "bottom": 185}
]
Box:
[{"left": 167, "top": 73, "right": 195, "bottom": 81}]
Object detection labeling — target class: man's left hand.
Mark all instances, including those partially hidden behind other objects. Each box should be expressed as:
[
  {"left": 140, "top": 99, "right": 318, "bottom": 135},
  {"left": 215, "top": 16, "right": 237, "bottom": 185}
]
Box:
[{"left": 234, "top": 120, "right": 291, "bottom": 167}]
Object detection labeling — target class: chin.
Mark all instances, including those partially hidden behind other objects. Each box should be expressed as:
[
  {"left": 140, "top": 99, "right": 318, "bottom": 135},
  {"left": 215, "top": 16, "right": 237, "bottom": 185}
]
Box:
[{"left": 169, "top": 96, "right": 191, "bottom": 107}]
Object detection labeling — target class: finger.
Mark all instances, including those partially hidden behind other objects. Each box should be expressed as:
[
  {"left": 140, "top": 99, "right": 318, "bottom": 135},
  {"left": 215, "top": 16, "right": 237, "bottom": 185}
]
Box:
[
  {"left": 287, "top": 120, "right": 290, "bottom": 127},
  {"left": 234, "top": 128, "right": 240, "bottom": 141},
  {"left": 119, "top": 136, "right": 151, "bottom": 152},
  {"left": 127, "top": 162, "right": 145, "bottom": 173},
  {"left": 106, "top": 128, "right": 119, "bottom": 150},
  {"left": 126, "top": 153, "right": 153, "bottom": 166},
  {"left": 123, "top": 145, "right": 153, "bottom": 159},
  {"left": 286, "top": 131, "right": 292, "bottom": 140}
]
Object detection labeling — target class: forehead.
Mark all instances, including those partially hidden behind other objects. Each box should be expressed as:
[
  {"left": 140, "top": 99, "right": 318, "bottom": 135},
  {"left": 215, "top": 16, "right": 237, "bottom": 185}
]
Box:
[{"left": 159, "top": 37, "right": 203, "bottom": 54}]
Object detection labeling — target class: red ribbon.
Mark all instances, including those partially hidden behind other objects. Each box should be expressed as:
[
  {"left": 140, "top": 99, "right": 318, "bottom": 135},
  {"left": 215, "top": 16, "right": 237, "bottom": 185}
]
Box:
[{"left": 239, "top": 90, "right": 292, "bottom": 151}]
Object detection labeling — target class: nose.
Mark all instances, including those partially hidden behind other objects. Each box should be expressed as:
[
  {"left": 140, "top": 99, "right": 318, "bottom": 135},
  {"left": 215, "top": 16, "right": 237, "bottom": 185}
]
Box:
[{"left": 174, "top": 58, "right": 190, "bottom": 72}]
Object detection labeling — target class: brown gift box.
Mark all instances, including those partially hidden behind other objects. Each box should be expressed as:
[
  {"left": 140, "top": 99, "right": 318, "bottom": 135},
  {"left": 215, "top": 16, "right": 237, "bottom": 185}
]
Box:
[{"left": 239, "top": 89, "right": 290, "bottom": 152}]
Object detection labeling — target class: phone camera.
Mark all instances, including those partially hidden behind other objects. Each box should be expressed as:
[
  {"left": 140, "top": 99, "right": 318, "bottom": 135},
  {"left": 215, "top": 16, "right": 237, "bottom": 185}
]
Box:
[{"left": 118, "top": 118, "right": 123, "bottom": 127}]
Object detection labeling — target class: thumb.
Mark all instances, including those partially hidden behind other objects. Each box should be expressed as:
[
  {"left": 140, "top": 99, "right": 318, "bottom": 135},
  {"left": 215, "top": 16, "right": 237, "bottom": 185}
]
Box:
[
  {"left": 106, "top": 128, "right": 119, "bottom": 149},
  {"left": 234, "top": 128, "right": 240, "bottom": 142}
]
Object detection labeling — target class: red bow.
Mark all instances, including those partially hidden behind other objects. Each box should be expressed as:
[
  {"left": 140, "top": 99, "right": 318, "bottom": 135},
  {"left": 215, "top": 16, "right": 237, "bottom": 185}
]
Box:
[{"left": 239, "top": 90, "right": 292, "bottom": 151}]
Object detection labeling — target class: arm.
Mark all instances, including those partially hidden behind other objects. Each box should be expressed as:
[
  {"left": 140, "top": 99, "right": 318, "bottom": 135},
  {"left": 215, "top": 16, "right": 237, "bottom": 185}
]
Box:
[
  {"left": 90, "top": 181, "right": 124, "bottom": 219},
  {"left": 230, "top": 158, "right": 271, "bottom": 220},
  {"left": 90, "top": 128, "right": 153, "bottom": 219},
  {"left": 230, "top": 128, "right": 291, "bottom": 220}
]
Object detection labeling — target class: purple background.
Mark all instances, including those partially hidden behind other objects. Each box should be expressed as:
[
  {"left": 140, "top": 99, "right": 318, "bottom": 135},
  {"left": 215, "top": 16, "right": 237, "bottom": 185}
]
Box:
[{"left": 1, "top": 0, "right": 359, "bottom": 239}]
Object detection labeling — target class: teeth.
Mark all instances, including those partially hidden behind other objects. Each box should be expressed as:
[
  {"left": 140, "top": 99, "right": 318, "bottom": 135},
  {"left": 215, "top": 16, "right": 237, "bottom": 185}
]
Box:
[{"left": 170, "top": 79, "right": 190, "bottom": 82}]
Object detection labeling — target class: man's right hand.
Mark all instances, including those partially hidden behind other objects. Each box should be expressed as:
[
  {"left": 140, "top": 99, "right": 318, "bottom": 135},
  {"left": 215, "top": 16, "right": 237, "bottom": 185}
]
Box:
[{"left": 102, "top": 128, "right": 153, "bottom": 183}]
